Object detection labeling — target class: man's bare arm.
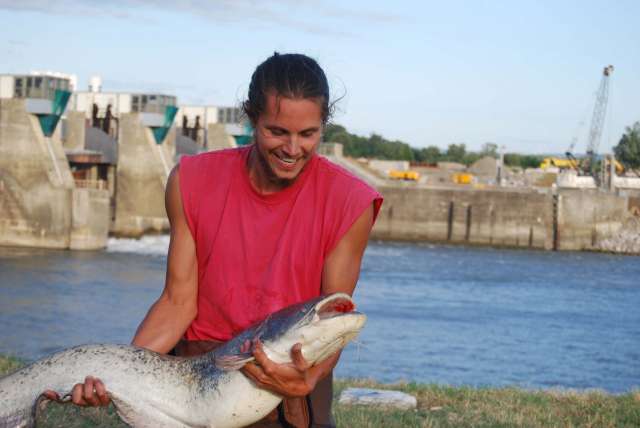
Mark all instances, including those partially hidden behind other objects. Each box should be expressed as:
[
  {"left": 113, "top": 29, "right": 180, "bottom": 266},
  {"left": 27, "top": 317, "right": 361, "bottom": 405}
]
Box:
[
  {"left": 44, "top": 165, "right": 199, "bottom": 406},
  {"left": 131, "top": 165, "right": 199, "bottom": 353}
]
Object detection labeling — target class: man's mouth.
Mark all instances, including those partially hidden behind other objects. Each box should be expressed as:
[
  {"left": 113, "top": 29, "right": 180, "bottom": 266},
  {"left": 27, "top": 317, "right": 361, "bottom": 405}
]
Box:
[{"left": 273, "top": 152, "right": 298, "bottom": 165}]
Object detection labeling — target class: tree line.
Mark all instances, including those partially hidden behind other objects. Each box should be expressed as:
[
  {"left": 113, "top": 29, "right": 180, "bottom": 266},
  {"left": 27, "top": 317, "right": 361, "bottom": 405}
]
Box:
[
  {"left": 614, "top": 122, "right": 640, "bottom": 170},
  {"left": 323, "top": 124, "right": 543, "bottom": 169},
  {"left": 323, "top": 122, "right": 640, "bottom": 170}
]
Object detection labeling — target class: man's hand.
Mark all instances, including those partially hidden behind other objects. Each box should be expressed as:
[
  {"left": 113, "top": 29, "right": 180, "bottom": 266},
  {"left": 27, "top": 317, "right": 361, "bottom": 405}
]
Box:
[
  {"left": 241, "top": 340, "right": 319, "bottom": 398},
  {"left": 42, "top": 376, "right": 110, "bottom": 406}
]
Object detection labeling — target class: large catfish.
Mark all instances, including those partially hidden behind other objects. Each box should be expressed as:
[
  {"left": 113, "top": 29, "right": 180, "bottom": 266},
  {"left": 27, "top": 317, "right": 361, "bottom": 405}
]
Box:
[{"left": 0, "top": 293, "right": 366, "bottom": 428}]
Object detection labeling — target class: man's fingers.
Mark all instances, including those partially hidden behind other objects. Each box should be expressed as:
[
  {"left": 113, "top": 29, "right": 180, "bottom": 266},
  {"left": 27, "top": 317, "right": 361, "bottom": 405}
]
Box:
[
  {"left": 94, "top": 379, "right": 110, "bottom": 406},
  {"left": 242, "top": 362, "right": 268, "bottom": 384},
  {"left": 290, "top": 343, "right": 310, "bottom": 371},
  {"left": 252, "top": 340, "right": 277, "bottom": 375},
  {"left": 83, "top": 377, "right": 100, "bottom": 406},
  {"left": 42, "top": 390, "right": 60, "bottom": 402},
  {"left": 72, "top": 383, "right": 86, "bottom": 406}
]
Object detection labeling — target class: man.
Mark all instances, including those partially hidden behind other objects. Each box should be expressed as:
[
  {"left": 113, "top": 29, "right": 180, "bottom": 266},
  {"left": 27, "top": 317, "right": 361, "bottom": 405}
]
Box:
[{"left": 46, "top": 53, "right": 382, "bottom": 427}]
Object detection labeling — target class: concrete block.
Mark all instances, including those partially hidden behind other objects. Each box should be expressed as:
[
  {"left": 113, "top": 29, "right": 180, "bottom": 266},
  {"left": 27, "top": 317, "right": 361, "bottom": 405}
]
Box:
[
  {"left": 111, "top": 113, "right": 173, "bottom": 236},
  {"left": 70, "top": 188, "right": 110, "bottom": 250},
  {"left": 317, "top": 142, "right": 343, "bottom": 157},
  {"left": 338, "top": 388, "right": 417, "bottom": 410},
  {"left": 25, "top": 98, "right": 52, "bottom": 114},
  {"left": 0, "top": 98, "right": 77, "bottom": 249},
  {"left": 62, "top": 111, "right": 87, "bottom": 151},
  {"left": 206, "top": 123, "right": 236, "bottom": 151}
]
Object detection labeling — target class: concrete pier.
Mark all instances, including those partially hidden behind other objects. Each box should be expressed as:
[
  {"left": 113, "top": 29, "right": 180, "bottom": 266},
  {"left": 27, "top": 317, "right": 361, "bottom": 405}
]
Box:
[
  {"left": 373, "top": 186, "right": 554, "bottom": 249},
  {"left": 68, "top": 88, "right": 179, "bottom": 237},
  {"left": 0, "top": 97, "right": 110, "bottom": 249},
  {"left": 320, "top": 144, "right": 634, "bottom": 252},
  {"left": 111, "top": 112, "right": 175, "bottom": 236},
  {"left": 370, "top": 185, "right": 632, "bottom": 252}
]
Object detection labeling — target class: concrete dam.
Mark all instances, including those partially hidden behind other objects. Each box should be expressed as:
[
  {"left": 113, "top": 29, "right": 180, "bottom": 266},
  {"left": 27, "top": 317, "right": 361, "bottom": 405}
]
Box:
[
  {"left": 1, "top": 73, "right": 638, "bottom": 253},
  {"left": 372, "top": 186, "right": 631, "bottom": 252}
]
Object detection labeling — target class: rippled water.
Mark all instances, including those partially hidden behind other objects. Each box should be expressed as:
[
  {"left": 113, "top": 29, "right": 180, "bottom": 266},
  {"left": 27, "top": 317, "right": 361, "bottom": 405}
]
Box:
[{"left": 0, "top": 238, "right": 638, "bottom": 393}]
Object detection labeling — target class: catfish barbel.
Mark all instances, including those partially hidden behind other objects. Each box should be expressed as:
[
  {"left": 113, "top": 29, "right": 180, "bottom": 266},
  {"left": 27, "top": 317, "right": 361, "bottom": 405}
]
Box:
[{"left": 0, "top": 293, "right": 366, "bottom": 428}]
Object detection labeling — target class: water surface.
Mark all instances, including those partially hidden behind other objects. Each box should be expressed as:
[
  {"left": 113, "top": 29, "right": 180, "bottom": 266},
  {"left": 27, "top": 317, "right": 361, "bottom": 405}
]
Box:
[{"left": 0, "top": 237, "right": 638, "bottom": 393}]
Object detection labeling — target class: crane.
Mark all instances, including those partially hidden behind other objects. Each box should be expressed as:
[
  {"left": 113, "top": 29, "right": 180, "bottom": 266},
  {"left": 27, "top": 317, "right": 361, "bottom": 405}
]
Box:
[
  {"left": 582, "top": 65, "right": 614, "bottom": 180},
  {"left": 547, "top": 66, "right": 614, "bottom": 178}
]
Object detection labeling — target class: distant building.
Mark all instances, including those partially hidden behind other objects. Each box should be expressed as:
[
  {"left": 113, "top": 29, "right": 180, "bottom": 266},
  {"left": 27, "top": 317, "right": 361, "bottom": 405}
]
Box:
[
  {"left": 0, "top": 73, "right": 72, "bottom": 100},
  {"left": 68, "top": 80, "right": 178, "bottom": 143},
  {"left": 174, "top": 104, "right": 249, "bottom": 151},
  {"left": 0, "top": 73, "right": 72, "bottom": 138},
  {"left": 174, "top": 105, "right": 244, "bottom": 128},
  {"left": 31, "top": 71, "right": 78, "bottom": 92},
  {"left": 70, "top": 91, "right": 177, "bottom": 117}
]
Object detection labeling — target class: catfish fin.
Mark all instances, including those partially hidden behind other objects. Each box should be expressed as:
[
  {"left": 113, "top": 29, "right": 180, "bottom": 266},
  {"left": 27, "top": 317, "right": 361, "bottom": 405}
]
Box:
[{"left": 215, "top": 354, "right": 255, "bottom": 371}]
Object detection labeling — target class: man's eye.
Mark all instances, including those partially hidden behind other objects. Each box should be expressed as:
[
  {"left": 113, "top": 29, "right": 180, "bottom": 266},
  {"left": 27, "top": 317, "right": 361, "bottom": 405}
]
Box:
[
  {"left": 301, "top": 131, "right": 316, "bottom": 138},
  {"left": 270, "top": 129, "right": 285, "bottom": 136}
]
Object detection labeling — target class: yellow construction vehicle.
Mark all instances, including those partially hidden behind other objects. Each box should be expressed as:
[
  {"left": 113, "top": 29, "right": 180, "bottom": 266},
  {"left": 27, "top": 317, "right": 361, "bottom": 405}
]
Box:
[
  {"left": 539, "top": 157, "right": 579, "bottom": 170},
  {"left": 603, "top": 157, "right": 625, "bottom": 175},
  {"left": 388, "top": 169, "right": 420, "bottom": 181},
  {"left": 452, "top": 172, "right": 473, "bottom": 184}
]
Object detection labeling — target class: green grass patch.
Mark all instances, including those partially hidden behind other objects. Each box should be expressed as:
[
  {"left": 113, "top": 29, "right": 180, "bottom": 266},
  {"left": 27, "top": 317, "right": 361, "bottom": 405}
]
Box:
[
  {"left": 3, "top": 356, "right": 639, "bottom": 427},
  {"left": 0, "top": 354, "right": 22, "bottom": 375},
  {"left": 334, "top": 379, "right": 640, "bottom": 427}
]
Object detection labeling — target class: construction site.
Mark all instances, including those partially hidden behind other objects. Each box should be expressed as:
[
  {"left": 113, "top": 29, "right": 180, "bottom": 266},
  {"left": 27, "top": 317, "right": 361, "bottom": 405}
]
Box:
[{"left": 0, "top": 67, "right": 639, "bottom": 254}]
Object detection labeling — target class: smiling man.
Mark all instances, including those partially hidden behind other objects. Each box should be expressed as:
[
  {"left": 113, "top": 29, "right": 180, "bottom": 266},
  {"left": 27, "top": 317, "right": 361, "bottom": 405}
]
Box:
[{"left": 50, "top": 53, "right": 383, "bottom": 428}]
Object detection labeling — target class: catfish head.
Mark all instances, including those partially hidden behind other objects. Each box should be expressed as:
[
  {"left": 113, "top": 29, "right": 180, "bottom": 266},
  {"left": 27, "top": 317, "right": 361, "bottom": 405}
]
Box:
[{"left": 216, "top": 293, "right": 366, "bottom": 369}]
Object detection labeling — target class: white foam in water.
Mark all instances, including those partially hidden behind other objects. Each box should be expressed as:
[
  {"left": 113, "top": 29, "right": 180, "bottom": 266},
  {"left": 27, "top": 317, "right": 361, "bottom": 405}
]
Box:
[{"left": 107, "top": 235, "right": 170, "bottom": 256}]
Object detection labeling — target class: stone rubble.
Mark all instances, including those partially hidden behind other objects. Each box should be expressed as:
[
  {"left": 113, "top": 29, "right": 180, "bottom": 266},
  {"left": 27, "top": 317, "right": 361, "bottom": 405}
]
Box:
[
  {"left": 597, "top": 217, "right": 640, "bottom": 254},
  {"left": 338, "top": 387, "right": 417, "bottom": 410}
]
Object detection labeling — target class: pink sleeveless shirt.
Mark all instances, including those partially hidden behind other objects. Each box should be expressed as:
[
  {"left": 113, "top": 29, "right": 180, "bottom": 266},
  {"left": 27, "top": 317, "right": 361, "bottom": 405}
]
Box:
[{"left": 179, "top": 146, "right": 383, "bottom": 341}]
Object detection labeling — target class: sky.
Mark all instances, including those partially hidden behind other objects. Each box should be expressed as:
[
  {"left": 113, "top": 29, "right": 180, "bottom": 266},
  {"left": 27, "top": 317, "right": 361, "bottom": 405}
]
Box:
[{"left": 1, "top": 0, "right": 638, "bottom": 154}]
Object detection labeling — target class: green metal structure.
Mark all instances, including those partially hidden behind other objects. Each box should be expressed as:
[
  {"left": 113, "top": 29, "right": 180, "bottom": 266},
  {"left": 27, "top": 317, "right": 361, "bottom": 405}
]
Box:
[
  {"left": 37, "top": 89, "right": 71, "bottom": 137},
  {"left": 152, "top": 105, "right": 179, "bottom": 144}
]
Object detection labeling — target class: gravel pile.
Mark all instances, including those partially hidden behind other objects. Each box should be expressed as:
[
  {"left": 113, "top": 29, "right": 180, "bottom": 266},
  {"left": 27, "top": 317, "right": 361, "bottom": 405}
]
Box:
[{"left": 597, "top": 217, "right": 640, "bottom": 254}]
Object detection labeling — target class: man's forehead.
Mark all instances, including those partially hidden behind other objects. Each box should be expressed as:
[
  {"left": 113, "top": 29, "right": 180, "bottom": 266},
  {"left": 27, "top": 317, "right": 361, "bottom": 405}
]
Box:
[{"left": 261, "top": 93, "right": 323, "bottom": 125}]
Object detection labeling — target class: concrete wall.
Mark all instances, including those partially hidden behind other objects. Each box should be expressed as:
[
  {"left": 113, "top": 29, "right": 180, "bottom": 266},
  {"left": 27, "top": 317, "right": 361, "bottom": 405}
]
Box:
[
  {"left": 206, "top": 123, "right": 236, "bottom": 151},
  {"left": 556, "top": 188, "right": 629, "bottom": 251},
  {"left": 613, "top": 175, "right": 640, "bottom": 190},
  {"left": 318, "top": 142, "right": 343, "bottom": 157},
  {"left": 0, "top": 98, "right": 74, "bottom": 248},
  {"left": 70, "top": 187, "right": 110, "bottom": 249},
  {"left": 0, "top": 98, "right": 110, "bottom": 250},
  {"left": 62, "top": 111, "right": 87, "bottom": 151},
  {"left": 373, "top": 186, "right": 554, "bottom": 249},
  {"left": 557, "top": 171, "right": 597, "bottom": 189},
  {"left": 111, "top": 112, "right": 174, "bottom": 237},
  {"left": 372, "top": 185, "right": 632, "bottom": 252}
]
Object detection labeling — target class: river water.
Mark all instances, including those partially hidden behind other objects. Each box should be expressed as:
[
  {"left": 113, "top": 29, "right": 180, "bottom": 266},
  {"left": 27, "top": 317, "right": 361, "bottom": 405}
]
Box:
[{"left": 0, "top": 237, "right": 638, "bottom": 393}]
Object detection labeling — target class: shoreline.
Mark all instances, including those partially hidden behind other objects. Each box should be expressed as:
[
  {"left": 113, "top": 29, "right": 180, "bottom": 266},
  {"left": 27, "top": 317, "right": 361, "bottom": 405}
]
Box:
[{"left": 2, "top": 357, "right": 638, "bottom": 427}]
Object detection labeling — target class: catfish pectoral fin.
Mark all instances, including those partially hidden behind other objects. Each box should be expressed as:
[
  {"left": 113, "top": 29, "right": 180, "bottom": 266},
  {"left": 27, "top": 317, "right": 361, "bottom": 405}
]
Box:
[{"left": 215, "top": 354, "right": 255, "bottom": 371}]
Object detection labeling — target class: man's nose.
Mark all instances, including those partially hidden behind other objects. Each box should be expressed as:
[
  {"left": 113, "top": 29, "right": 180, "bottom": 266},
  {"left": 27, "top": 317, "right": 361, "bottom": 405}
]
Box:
[{"left": 283, "top": 135, "right": 301, "bottom": 157}]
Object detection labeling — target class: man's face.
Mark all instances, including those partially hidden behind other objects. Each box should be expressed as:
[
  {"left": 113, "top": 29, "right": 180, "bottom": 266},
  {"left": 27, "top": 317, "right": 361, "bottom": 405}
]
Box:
[{"left": 251, "top": 92, "right": 323, "bottom": 189}]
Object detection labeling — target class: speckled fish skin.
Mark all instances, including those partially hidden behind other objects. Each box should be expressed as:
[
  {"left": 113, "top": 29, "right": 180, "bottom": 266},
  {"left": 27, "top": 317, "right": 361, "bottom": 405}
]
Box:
[{"left": 0, "top": 293, "right": 366, "bottom": 428}]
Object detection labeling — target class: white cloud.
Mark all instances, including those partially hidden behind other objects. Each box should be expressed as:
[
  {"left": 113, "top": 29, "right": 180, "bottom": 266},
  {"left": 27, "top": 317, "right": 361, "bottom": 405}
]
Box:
[{"left": 0, "top": 0, "right": 403, "bottom": 37}]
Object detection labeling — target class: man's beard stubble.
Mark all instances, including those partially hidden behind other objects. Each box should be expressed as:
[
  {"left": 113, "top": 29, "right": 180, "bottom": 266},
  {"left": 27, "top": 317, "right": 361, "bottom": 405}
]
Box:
[{"left": 254, "top": 144, "right": 295, "bottom": 189}]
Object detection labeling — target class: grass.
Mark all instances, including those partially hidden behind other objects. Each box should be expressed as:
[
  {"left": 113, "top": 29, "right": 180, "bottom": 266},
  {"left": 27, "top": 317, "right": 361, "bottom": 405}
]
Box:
[{"left": 2, "top": 356, "right": 639, "bottom": 427}]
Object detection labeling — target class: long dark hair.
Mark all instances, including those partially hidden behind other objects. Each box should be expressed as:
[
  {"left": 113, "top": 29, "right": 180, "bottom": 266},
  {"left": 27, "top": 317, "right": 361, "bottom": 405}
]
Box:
[{"left": 243, "top": 52, "right": 333, "bottom": 125}]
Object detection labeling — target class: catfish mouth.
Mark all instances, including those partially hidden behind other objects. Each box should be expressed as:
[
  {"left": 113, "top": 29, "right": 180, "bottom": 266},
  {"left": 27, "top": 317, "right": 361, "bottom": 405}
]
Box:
[{"left": 315, "top": 293, "right": 357, "bottom": 320}]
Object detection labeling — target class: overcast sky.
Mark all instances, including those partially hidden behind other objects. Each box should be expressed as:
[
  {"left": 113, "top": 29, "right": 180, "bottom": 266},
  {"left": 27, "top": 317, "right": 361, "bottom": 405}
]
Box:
[{"left": 1, "top": 0, "right": 638, "bottom": 154}]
